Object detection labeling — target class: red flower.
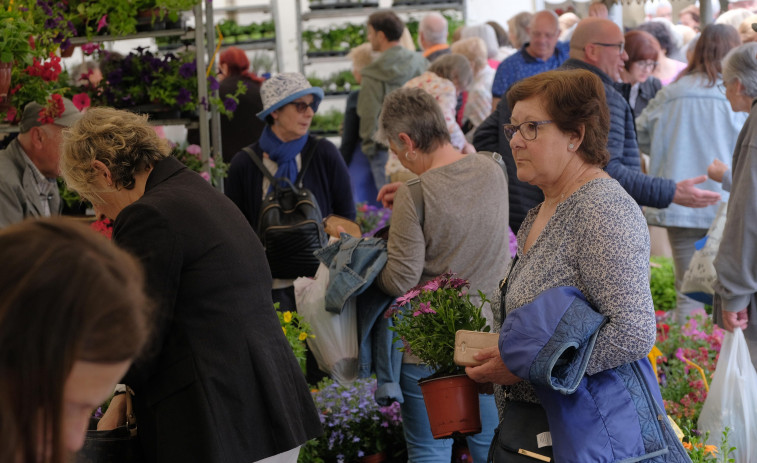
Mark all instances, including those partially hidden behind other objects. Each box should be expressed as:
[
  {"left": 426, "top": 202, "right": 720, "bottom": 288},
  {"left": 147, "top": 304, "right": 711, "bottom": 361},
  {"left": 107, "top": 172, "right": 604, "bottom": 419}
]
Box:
[
  {"left": 37, "top": 94, "right": 65, "bottom": 125},
  {"left": 4, "top": 107, "right": 17, "bottom": 122},
  {"left": 72, "top": 93, "right": 91, "bottom": 111}
]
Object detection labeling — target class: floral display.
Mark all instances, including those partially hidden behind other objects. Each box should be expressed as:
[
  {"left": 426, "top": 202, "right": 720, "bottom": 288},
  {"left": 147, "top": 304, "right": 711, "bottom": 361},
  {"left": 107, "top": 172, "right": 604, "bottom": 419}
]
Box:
[
  {"left": 172, "top": 143, "right": 228, "bottom": 187},
  {"left": 354, "top": 203, "right": 391, "bottom": 237},
  {"left": 299, "top": 377, "right": 405, "bottom": 463},
  {"left": 275, "top": 303, "right": 314, "bottom": 376},
  {"left": 386, "top": 273, "right": 490, "bottom": 376}
]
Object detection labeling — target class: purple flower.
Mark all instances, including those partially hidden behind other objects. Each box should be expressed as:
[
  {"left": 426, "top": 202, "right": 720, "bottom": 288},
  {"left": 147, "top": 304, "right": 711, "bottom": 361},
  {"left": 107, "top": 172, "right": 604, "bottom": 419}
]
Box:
[
  {"left": 97, "top": 14, "right": 108, "bottom": 33},
  {"left": 207, "top": 75, "right": 220, "bottom": 92},
  {"left": 179, "top": 61, "right": 196, "bottom": 79},
  {"left": 423, "top": 279, "right": 440, "bottom": 292},
  {"left": 223, "top": 97, "right": 237, "bottom": 113},
  {"left": 176, "top": 88, "right": 192, "bottom": 106}
]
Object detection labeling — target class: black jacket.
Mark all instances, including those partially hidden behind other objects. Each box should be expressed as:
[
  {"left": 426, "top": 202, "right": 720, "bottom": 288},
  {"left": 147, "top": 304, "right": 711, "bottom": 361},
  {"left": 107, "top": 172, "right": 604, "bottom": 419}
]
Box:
[{"left": 116, "top": 157, "right": 321, "bottom": 462}]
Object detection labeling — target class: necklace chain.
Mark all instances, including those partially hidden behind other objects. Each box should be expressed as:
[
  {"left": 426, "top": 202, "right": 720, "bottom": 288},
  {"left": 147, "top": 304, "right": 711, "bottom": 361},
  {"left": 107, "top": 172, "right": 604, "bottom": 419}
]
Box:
[{"left": 545, "top": 168, "right": 603, "bottom": 207}]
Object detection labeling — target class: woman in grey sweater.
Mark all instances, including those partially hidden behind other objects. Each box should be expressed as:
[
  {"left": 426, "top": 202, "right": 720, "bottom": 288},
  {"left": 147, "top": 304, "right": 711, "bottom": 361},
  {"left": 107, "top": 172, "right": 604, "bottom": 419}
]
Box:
[{"left": 374, "top": 87, "right": 510, "bottom": 463}]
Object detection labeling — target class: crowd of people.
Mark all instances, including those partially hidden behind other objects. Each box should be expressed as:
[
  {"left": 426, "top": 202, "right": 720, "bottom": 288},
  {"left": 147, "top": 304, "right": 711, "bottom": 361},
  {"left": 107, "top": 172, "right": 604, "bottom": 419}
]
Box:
[{"left": 2, "top": 1, "right": 757, "bottom": 462}]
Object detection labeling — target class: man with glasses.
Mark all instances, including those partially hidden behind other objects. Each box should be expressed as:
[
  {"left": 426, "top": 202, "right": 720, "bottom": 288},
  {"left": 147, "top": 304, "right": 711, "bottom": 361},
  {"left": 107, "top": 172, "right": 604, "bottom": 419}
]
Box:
[
  {"left": 474, "top": 18, "right": 719, "bottom": 233},
  {"left": 491, "top": 10, "right": 569, "bottom": 112},
  {"left": 0, "top": 97, "right": 82, "bottom": 228}
]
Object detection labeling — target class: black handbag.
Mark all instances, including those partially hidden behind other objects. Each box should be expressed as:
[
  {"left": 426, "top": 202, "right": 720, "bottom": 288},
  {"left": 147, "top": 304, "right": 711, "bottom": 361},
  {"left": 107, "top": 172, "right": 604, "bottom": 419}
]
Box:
[
  {"left": 76, "top": 391, "right": 142, "bottom": 463},
  {"left": 244, "top": 139, "right": 327, "bottom": 279},
  {"left": 488, "top": 401, "right": 553, "bottom": 462},
  {"left": 489, "top": 255, "right": 553, "bottom": 463}
]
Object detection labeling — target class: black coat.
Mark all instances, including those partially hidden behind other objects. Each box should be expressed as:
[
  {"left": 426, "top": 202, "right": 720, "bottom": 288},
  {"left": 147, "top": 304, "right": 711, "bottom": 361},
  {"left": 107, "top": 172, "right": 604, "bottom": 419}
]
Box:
[
  {"left": 473, "top": 98, "right": 544, "bottom": 234},
  {"left": 614, "top": 77, "right": 663, "bottom": 118},
  {"left": 116, "top": 157, "right": 321, "bottom": 462}
]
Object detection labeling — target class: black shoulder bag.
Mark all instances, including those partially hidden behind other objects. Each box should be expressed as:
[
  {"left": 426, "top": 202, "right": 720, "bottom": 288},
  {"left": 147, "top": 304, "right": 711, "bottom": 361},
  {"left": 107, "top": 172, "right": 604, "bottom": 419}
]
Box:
[{"left": 244, "top": 139, "right": 327, "bottom": 279}]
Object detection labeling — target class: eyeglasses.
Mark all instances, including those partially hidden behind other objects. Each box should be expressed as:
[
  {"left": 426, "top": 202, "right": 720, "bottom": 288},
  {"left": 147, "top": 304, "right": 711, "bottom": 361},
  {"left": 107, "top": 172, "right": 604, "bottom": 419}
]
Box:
[
  {"left": 288, "top": 101, "right": 318, "bottom": 113},
  {"left": 503, "top": 120, "right": 553, "bottom": 141},
  {"left": 592, "top": 42, "right": 625, "bottom": 54},
  {"left": 633, "top": 60, "right": 658, "bottom": 71},
  {"left": 717, "top": 83, "right": 727, "bottom": 95}
]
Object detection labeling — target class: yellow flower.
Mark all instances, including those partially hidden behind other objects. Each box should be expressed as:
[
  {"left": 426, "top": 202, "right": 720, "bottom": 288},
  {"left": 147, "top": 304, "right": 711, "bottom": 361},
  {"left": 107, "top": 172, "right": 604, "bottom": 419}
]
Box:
[
  {"left": 283, "top": 311, "right": 292, "bottom": 323},
  {"left": 282, "top": 326, "right": 287, "bottom": 335},
  {"left": 299, "top": 332, "right": 308, "bottom": 341}
]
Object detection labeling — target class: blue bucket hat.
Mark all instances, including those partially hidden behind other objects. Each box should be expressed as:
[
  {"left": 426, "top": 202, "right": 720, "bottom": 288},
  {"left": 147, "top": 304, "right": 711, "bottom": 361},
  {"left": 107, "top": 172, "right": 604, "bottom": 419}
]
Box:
[{"left": 256, "top": 72, "right": 324, "bottom": 121}]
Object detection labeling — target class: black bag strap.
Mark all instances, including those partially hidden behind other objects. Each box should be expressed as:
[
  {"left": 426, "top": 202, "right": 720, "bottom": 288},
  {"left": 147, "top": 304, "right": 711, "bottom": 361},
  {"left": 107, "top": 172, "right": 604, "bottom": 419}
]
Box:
[
  {"left": 406, "top": 177, "right": 424, "bottom": 228},
  {"left": 243, "top": 137, "right": 322, "bottom": 190},
  {"left": 498, "top": 254, "right": 519, "bottom": 322}
]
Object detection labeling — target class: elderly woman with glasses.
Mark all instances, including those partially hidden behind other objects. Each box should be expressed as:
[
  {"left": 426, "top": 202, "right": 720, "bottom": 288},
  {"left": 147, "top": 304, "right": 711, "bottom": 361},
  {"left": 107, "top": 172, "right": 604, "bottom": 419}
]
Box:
[
  {"left": 615, "top": 30, "right": 663, "bottom": 117},
  {"left": 465, "top": 69, "right": 689, "bottom": 462},
  {"left": 375, "top": 86, "right": 509, "bottom": 463},
  {"left": 636, "top": 24, "right": 746, "bottom": 325},
  {"left": 225, "top": 73, "right": 355, "bottom": 339}
]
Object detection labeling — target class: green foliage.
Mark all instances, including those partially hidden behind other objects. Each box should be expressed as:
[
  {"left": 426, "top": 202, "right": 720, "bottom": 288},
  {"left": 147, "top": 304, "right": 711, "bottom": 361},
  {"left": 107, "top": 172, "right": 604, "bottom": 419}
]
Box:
[
  {"left": 302, "top": 23, "right": 365, "bottom": 53},
  {"left": 650, "top": 256, "right": 677, "bottom": 312},
  {"left": 274, "top": 302, "right": 313, "bottom": 376},
  {"left": 307, "top": 70, "right": 358, "bottom": 94},
  {"left": 683, "top": 427, "right": 736, "bottom": 462},
  {"left": 310, "top": 109, "right": 343, "bottom": 134},
  {"left": 388, "top": 273, "right": 490, "bottom": 376},
  {"left": 172, "top": 143, "right": 229, "bottom": 187},
  {"left": 0, "top": 6, "right": 40, "bottom": 64}
]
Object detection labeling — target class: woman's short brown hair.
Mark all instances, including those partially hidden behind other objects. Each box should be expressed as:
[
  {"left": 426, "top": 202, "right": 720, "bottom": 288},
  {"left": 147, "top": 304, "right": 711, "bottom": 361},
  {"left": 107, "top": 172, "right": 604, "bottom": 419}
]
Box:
[
  {"left": 624, "top": 30, "right": 662, "bottom": 71},
  {"left": 507, "top": 69, "right": 610, "bottom": 167},
  {"left": 0, "top": 217, "right": 152, "bottom": 463},
  {"left": 60, "top": 107, "right": 171, "bottom": 204}
]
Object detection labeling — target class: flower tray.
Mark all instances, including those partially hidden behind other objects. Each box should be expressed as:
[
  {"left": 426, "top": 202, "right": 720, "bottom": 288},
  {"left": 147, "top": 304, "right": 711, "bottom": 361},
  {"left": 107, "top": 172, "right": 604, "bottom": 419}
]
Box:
[
  {"left": 310, "top": 2, "right": 379, "bottom": 10},
  {"left": 306, "top": 50, "right": 349, "bottom": 57},
  {"left": 392, "top": 0, "right": 462, "bottom": 5}
]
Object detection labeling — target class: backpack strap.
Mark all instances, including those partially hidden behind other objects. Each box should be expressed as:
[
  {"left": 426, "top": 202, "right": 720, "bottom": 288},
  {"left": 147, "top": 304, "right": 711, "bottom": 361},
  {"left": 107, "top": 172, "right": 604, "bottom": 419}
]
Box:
[
  {"left": 406, "top": 177, "right": 424, "bottom": 228},
  {"left": 243, "top": 145, "right": 278, "bottom": 186},
  {"left": 243, "top": 136, "right": 321, "bottom": 190},
  {"left": 478, "top": 151, "right": 508, "bottom": 183}
]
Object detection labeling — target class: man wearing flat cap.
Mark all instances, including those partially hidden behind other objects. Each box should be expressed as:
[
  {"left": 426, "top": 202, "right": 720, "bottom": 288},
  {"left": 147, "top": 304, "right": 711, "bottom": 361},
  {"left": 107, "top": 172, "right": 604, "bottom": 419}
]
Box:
[{"left": 0, "top": 97, "right": 82, "bottom": 228}]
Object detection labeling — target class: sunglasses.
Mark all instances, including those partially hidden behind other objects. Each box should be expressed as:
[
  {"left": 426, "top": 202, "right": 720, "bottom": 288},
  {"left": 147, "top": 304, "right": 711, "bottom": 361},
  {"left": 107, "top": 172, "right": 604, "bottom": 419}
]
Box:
[{"left": 288, "top": 101, "right": 318, "bottom": 113}]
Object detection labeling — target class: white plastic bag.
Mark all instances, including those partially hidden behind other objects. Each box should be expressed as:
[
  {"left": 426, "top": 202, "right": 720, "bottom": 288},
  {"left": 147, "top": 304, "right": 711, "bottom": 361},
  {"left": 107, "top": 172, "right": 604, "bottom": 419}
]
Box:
[
  {"left": 698, "top": 328, "right": 757, "bottom": 463},
  {"left": 294, "top": 263, "right": 358, "bottom": 385},
  {"left": 681, "top": 202, "right": 727, "bottom": 305}
]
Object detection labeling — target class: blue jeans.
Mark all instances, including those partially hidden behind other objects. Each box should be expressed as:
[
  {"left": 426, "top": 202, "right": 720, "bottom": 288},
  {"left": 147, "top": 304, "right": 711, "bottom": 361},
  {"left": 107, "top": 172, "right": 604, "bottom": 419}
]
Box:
[
  {"left": 367, "top": 149, "right": 388, "bottom": 192},
  {"left": 667, "top": 227, "right": 708, "bottom": 324},
  {"left": 400, "top": 363, "right": 498, "bottom": 463}
]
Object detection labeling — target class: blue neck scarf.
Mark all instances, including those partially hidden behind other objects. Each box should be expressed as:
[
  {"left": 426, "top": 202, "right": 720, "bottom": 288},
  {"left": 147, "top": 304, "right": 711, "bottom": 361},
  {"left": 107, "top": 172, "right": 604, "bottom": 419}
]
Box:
[{"left": 258, "top": 125, "right": 308, "bottom": 189}]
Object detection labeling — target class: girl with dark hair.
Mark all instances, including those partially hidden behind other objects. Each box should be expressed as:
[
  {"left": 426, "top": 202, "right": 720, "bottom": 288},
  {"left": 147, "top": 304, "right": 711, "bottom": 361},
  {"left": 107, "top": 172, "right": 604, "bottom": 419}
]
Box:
[
  {"left": 636, "top": 24, "right": 746, "bottom": 324},
  {"left": 0, "top": 217, "right": 152, "bottom": 463}
]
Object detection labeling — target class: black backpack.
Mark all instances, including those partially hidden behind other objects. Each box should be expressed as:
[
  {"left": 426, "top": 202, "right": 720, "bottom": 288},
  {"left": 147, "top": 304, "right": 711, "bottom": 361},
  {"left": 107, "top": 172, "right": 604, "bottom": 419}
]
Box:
[{"left": 244, "top": 140, "right": 327, "bottom": 279}]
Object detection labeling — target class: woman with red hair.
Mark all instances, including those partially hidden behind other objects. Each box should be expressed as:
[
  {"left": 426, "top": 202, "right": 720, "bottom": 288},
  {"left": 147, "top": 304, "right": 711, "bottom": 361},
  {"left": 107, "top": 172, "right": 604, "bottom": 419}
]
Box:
[{"left": 217, "top": 47, "right": 266, "bottom": 162}]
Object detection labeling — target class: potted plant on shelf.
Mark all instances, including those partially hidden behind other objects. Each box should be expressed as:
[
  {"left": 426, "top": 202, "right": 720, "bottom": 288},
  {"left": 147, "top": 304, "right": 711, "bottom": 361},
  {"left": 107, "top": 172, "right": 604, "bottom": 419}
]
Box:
[
  {"left": 386, "top": 273, "right": 490, "bottom": 439},
  {"left": 0, "top": 7, "right": 41, "bottom": 104}
]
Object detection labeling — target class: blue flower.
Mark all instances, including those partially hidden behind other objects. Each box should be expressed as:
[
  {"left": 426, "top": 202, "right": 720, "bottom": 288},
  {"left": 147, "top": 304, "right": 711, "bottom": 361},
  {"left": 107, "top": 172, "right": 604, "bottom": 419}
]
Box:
[{"left": 177, "top": 88, "right": 192, "bottom": 106}]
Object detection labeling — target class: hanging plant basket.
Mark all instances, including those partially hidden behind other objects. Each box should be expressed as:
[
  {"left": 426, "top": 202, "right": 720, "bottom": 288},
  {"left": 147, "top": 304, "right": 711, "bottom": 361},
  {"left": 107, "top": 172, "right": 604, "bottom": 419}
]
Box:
[
  {"left": 0, "top": 61, "right": 12, "bottom": 100},
  {"left": 418, "top": 374, "right": 481, "bottom": 439}
]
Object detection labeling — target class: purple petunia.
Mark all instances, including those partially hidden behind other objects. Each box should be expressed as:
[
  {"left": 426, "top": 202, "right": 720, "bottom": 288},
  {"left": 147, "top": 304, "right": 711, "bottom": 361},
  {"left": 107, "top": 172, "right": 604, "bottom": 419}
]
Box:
[
  {"left": 223, "top": 97, "right": 237, "bottom": 113},
  {"left": 207, "top": 75, "right": 220, "bottom": 92},
  {"left": 179, "top": 61, "right": 196, "bottom": 79},
  {"left": 176, "top": 88, "right": 192, "bottom": 106}
]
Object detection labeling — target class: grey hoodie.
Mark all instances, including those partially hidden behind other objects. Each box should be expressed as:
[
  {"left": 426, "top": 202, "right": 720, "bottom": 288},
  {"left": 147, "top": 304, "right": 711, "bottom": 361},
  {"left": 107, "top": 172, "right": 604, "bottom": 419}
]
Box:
[{"left": 357, "top": 45, "right": 428, "bottom": 157}]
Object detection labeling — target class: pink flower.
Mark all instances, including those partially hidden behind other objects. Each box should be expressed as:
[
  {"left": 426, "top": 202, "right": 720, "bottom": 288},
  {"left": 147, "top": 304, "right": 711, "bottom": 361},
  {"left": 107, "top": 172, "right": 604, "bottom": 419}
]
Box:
[
  {"left": 97, "top": 15, "right": 108, "bottom": 33},
  {"left": 395, "top": 288, "right": 420, "bottom": 306},
  {"left": 200, "top": 171, "right": 211, "bottom": 182},
  {"left": 186, "top": 144, "right": 202, "bottom": 156},
  {"left": 72, "top": 93, "right": 91, "bottom": 111},
  {"left": 81, "top": 42, "right": 100, "bottom": 55},
  {"left": 209, "top": 156, "right": 215, "bottom": 168},
  {"left": 422, "top": 279, "right": 440, "bottom": 292}
]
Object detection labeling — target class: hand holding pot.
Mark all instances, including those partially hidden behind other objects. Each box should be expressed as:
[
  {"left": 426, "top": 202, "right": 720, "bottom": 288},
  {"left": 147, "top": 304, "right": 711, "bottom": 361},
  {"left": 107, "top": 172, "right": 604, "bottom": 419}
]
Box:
[{"left": 465, "top": 345, "right": 522, "bottom": 386}]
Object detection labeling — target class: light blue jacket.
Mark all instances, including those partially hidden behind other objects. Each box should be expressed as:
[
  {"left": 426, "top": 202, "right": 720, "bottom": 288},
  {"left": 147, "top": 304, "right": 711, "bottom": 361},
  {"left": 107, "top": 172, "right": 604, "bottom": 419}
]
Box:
[
  {"left": 636, "top": 74, "right": 747, "bottom": 229},
  {"left": 315, "top": 234, "right": 403, "bottom": 405}
]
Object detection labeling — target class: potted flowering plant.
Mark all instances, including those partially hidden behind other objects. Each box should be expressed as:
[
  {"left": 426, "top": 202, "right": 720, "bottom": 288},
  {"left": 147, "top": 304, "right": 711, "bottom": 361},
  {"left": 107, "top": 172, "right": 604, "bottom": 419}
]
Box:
[
  {"left": 387, "top": 272, "right": 490, "bottom": 376},
  {"left": 386, "top": 272, "right": 489, "bottom": 439},
  {"left": 299, "top": 377, "right": 405, "bottom": 463}
]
